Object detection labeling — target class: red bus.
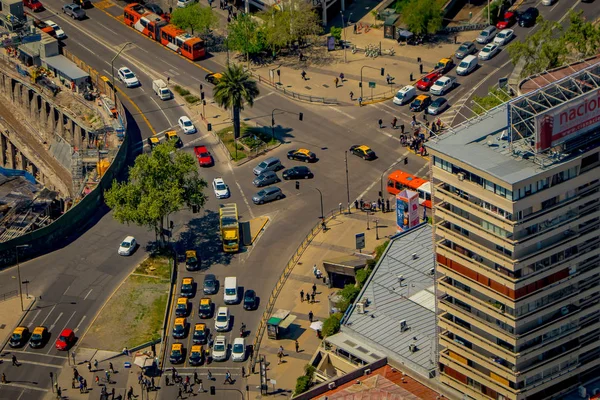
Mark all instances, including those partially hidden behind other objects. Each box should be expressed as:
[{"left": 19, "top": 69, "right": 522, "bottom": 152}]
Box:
[{"left": 387, "top": 170, "right": 431, "bottom": 208}]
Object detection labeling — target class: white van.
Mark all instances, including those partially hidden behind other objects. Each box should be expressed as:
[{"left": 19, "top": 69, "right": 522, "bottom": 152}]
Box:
[
  {"left": 456, "top": 55, "right": 478, "bottom": 76},
  {"left": 223, "top": 277, "right": 238, "bottom": 304},
  {"left": 393, "top": 85, "right": 416, "bottom": 106},
  {"left": 152, "top": 79, "right": 172, "bottom": 100}
]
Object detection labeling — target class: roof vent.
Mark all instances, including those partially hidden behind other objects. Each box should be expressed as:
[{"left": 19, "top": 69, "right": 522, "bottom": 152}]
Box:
[
  {"left": 412, "top": 253, "right": 418, "bottom": 260},
  {"left": 398, "top": 275, "right": 404, "bottom": 283},
  {"left": 364, "top": 369, "right": 371, "bottom": 376},
  {"left": 400, "top": 320, "right": 409, "bottom": 332},
  {"left": 356, "top": 303, "right": 365, "bottom": 314}
]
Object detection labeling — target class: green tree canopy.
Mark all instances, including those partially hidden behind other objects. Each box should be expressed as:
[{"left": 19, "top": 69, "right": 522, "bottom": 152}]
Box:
[
  {"left": 400, "top": 0, "right": 443, "bottom": 36},
  {"left": 322, "top": 313, "right": 342, "bottom": 337},
  {"left": 170, "top": 4, "right": 219, "bottom": 35},
  {"left": 213, "top": 64, "right": 259, "bottom": 139},
  {"left": 227, "top": 14, "right": 266, "bottom": 59},
  {"left": 472, "top": 86, "right": 514, "bottom": 115},
  {"left": 105, "top": 141, "right": 207, "bottom": 243}
]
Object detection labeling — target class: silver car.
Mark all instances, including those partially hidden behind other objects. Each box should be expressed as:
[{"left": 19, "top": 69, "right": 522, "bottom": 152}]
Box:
[
  {"left": 476, "top": 26, "right": 497, "bottom": 44},
  {"left": 252, "top": 171, "right": 280, "bottom": 187},
  {"left": 252, "top": 157, "right": 283, "bottom": 176},
  {"left": 252, "top": 187, "right": 283, "bottom": 205}
]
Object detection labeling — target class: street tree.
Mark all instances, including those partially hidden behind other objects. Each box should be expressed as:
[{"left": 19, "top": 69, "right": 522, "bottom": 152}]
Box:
[
  {"left": 105, "top": 141, "right": 207, "bottom": 244},
  {"left": 472, "top": 86, "right": 514, "bottom": 115},
  {"left": 227, "top": 14, "right": 266, "bottom": 63},
  {"left": 213, "top": 64, "right": 259, "bottom": 140},
  {"left": 400, "top": 0, "right": 443, "bottom": 36},
  {"left": 170, "top": 4, "right": 219, "bottom": 35},
  {"left": 563, "top": 11, "right": 600, "bottom": 60}
]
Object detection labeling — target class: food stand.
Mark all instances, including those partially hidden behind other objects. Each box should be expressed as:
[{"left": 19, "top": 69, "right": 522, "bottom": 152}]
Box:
[{"left": 266, "top": 309, "right": 297, "bottom": 339}]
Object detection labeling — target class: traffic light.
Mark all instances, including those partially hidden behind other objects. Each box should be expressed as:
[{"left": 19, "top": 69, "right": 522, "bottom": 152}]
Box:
[
  {"left": 276, "top": 69, "right": 280, "bottom": 76},
  {"left": 210, "top": 386, "right": 216, "bottom": 395},
  {"left": 380, "top": 67, "right": 385, "bottom": 76},
  {"left": 298, "top": 112, "right": 303, "bottom": 121},
  {"left": 207, "top": 123, "right": 212, "bottom": 132},
  {"left": 200, "top": 84, "right": 203, "bottom": 91},
  {"left": 192, "top": 204, "right": 199, "bottom": 213},
  {"left": 378, "top": 191, "right": 382, "bottom": 197},
  {"left": 296, "top": 181, "right": 300, "bottom": 190},
  {"left": 201, "top": 92, "right": 205, "bottom": 100},
  {"left": 404, "top": 157, "right": 408, "bottom": 165}
]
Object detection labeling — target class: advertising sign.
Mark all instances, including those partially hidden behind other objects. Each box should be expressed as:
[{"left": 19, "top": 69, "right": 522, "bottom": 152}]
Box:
[
  {"left": 396, "top": 190, "right": 419, "bottom": 232},
  {"left": 327, "top": 36, "right": 335, "bottom": 51},
  {"left": 355, "top": 233, "right": 365, "bottom": 250},
  {"left": 536, "top": 89, "right": 600, "bottom": 152}
]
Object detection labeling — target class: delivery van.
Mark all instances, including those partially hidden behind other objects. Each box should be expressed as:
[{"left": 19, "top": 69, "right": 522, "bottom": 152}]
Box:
[
  {"left": 392, "top": 85, "right": 416, "bottom": 106},
  {"left": 223, "top": 277, "right": 238, "bottom": 304},
  {"left": 456, "top": 55, "right": 478, "bottom": 76},
  {"left": 152, "top": 79, "right": 172, "bottom": 100}
]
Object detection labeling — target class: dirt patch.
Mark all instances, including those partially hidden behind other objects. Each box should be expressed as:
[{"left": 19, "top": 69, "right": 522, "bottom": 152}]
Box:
[{"left": 81, "top": 257, "right": 171, "bottom": 351}]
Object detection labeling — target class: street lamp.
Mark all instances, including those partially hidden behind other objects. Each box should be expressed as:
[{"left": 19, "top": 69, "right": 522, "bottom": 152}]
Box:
[
  {"left": 345, "top": 151, "right": 350, "bottom": 214},
  {"left": 315, "top": 188, "right": 326, "bottom": 231},
  {"left": 111, "top": 42, "right": 133, "bottom": 105},
  {"left": 340, "top": 11, "right": 347, "bottom": 63},
  {"left": 375, "top": 219, "right": 379, "bottom": 240},
  {"left": 360, "top": 66, "right": 384, "bottom": 101},
  {"left": 271, "top": 108, "right": 303, "bottom": 141},
  {"left": 225, "top": 34, "right": 230, "bottom": 66},
  {"left": 15, "top": 244, "right": 31, "bottom": 311}
]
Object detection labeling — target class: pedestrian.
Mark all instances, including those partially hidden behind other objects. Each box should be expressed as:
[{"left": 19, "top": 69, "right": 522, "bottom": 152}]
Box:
[
  {"left": 0, "top": 373, "right": 5, "bottom": 384},
  {"left": 95, "top": 375, "right": 99, "bottom": 386},
  {"left": 309, "top": 310, "right": 314, "bottom": 323},
  {"left": 241, "top": 366, "right": 246, "bottom": 377},
  {"left": 11, "top": 355, "right": 17, "bottom": 366},
  {"left": 79, "top": 380, "right": 83, "bottom": 393},
  {"left": 167, "top": 76, "right": 170, "bottom": 85},
  {"left": 412, "top": 114, "right": 416, "bottom": 123},
  {"left": 87, "top": 361, "right": 92, "bottom": 373},
  {"left": 305, "top": 292, "right": 310, "bottom": 302},
  {"left": 93, "top": 359, "right": 98, "bottom": 371},
  {"left": 423, "top": 113, "right": 428, "bottom": 122},
  {"left": 151, "top": 376, "right": 155, "bottom": 388},
  {"left": 378, "top": 118, "right": 383, "bottom": 129},
  {"left": 299, "top": 52, "right": 303, "bottom": 62},
  {"left": 105, "top": 370, "right": 110, "bottom": 383},
  {"left": 207, "top": 370, "right": 213, "bottom": 381},
  {"left": 386, "top": 199, "right": 390, "bottom": 212},
  {"left": 127, "top": 387, "right": 134, "bottom": 400},
  {"left": 172, "top": 368, "right": 176, "bottom": 380},
  {"left": 311, "top": 292, "right": 315, "bottom": 303},
  {"left": 313, "top": 264, "right": 317, "bottom": 277},
  {"left": 183, "top": 382, "right": 188, "bottom": 393},
  {"left": 334, "top": 77, "right": 339, "bottom": 88},
  {"left": 109, "top": 362, "right": 114, "bottom": 374},
  {"left": 339, "top": 72, "right": 345, "bottom": 82},
  {"left": 301, "top": 70, "right": 307, "bottom": 81},
  {"left": 354, "top": 199, "right": 359, "bottom": 209},
  {"left": 295, "top": 340, "right": 300, "bottom": 353},
  {"left": 312, "top": 283, "right": 317, "bottom": 294},
  {"left": 358, "top": 96, "right": 363, "bottom": 106},
  {"left": 360, "top": 199, "right": 364, "bottom": 209},
  {"left": 377, "top": 198, "right": 382, "bottom": 210},
  {"left": 278, "top": 352, "right": 283, "bottom": 364},
  {"left": 185, "top": 375, "right": 190, "bottom": 385},
  {"left": 56, "top": 387, "right": 62, "bottom": 399},
  {"left": 400, "top": 124, "right": 405, "bottom": 134},
  {"left": 349, "top": 91, "right": 354, "bottom": 100},
  {"left": 454, "top": 35, "right": 458, "bottom": 44},
  {"left": 73, "top": 368, "right": 79, "bottom": 380},
  {"left": 71, "top": 351, "right": 76, "bottom": 365},
  {"left": 419, "top": 63, "right": 423, "bottom": 74},
  {"left": 111, "top": 388, "right": 115, "bottom": 398},
  {"left": 392, "top": 117, "right": 397, "bottom": 129},
  {"left": 353, "top": 23, "right": 357, "bottom": 34},
  {"left": 177, "top": 387, "right": 183, "bottom": 399},
  {"left": 165, "top": 376, "right": 170, "bottom": 386},
  {"left": 225, "top": 371, "right": 233, "bottom": 384},
  {"left": 194, "top": 371, "right": 199, "bottom": 384},
  {"left": 83, "top": 379, "right": 88, "bottom": 393}
]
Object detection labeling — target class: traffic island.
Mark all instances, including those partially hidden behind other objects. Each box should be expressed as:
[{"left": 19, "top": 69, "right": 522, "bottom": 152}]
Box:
[{"left": 215, "top": 123, "right": 280, "bottom": 163}]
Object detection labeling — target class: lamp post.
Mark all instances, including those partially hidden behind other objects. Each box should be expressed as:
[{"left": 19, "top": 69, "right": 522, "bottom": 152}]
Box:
[
  {"left": 360, "top": 66, "right": 384, "bottom": 101},
  {"left": 315, "top": 188, "right": 326, "bottom": 231},
  {"left": 15, "top": 244, "right": 30, "bottom": 312},
  {"left": 225, "top": 34, "right": 230, "bottom": 66},
  {"left": 271, "top": 108, "right": 304, "bottom": 142},
  {"left": 345, "top": 150, "right": 350, "bottom": 214},
  {"left": 375, "top": 219, "right": 379, "bottom": 240},
  {"left": 111, "top": 42, "right": 133, "bottom": 105},
  {"left": 340, "top": 11, "right": 347, "bottom": 63}
]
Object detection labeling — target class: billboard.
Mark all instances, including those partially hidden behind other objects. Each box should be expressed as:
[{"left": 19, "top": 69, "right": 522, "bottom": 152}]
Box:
[
  {"left": 396, "top": 190, "right": 419, "bottom": 232},
  {"left": 536, "top": 89, "right": 600, "bottom": 152}
]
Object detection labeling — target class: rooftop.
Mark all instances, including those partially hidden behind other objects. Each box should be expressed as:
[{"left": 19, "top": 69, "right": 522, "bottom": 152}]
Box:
[{"left": 342, "top": 224, "right": 436, "bottom": 379}]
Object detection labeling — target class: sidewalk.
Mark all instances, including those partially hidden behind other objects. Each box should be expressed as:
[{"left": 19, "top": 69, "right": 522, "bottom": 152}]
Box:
[
  {"left": 246, "top": 209, "right": 400, "bottom": 398},
  {"left": 0, "top": 295, "right": 35, "bottom": 349}
]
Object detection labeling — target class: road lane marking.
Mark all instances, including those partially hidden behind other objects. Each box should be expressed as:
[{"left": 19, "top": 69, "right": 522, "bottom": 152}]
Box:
[
  {"left": 1, "top": 358, "right": 61, "bottom": 368},
  {"left": 356, "top": 154, "right": 409, "bottom": 201},
  {"left": 150, "top": 96, "right": 173, "bottom": 127},
  {"left": 181, "top": 134, "right": 211, "bottom": 148},
  {"left": 62, "top": 311, "right": 77, "bottom": 330},
  {"left": 254, "top": 92, "right": 274, "bottom": 102},
  {"left": 27, "top": 309, "right": 42, "bottom": 328},
  {"left": 330, "top": 107, "right": 356, "bottom": 120},
  {"left": 96, "top": 22, "right": 119, "bottom": 36},
  {"left": 83, "top": 289, "right": 93, "bottom": 300},
  {"left": 234, "top": 181, "right": 255, "bottom": 220},
  {"left": 49, "top": 312, "right": 63, "bottom": 332},
  {"left": 9, "top": 350, "right": 68, "bottom": 359},
  {"left": 559, "top": 0, "right": 580, "bottom": 23},
  {"left": 63, "top": 285, "right": 71, "bottom": 296},
  {"left": 74, "top": 315, "right": 87, "bottom": 333},
  {"left": 0, "top": 383, "right": 49, "bottom": 392},
  {"left": 39, "top": 305, "right": 57, "bottom": 327}
]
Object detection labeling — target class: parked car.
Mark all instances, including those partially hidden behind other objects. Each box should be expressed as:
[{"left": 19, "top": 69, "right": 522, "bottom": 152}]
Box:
[
  {"left": 282, "top": 166, "right": 313, "bottom": 180},
  {"left": 493, "top": 29, "right": 514, "bottom": 46},
  {"left": 476, "top": 26, "right": 497, "bottom": 44},
  {"left": 427, "top": 97, "right": 449, "bottom": 115},
  {"left": 496, "top": 11, "right": 516, "bottom": 29},
  {"left": 212, "top": 336, "right": 227, "bottom": 361},
  {"left": 410, "top": 95, "right": 432, "bottom": 112},
  {"left": 212, "top": 177, "right": 230, "bottom": 199},
  {"left": 253, "top": 157, "right": 283, "bottom": 176},
  {"left": 117, "top": 67, "right": 140, "bottom": 88},
  {"left": 243, "top": 289, "right": 257, "bottom": 310},
  {"left": 456, "top": 55, "right": 478, "bottom": 76},
  {"left": 455, "top": 42, "right": 476, "bottom": 59},
  {"left": 178, "top": 116, "right": 196, "bottom": 134},
  {"left": 45, "top": 20, "right": 66, "bottom": 39},
  {"left": 541, "top": 0, "right": 555, "bottom": 5},
  {"left": 194, "top": 145, "right": 213, "bottom": 167},
  {"left": 429, "top": 76, "right": 456, "bottom": 96},
  {"left": 252, "top": 171, "right": 280, "bottom": 187},
  {"left": 203, "top": 274, "right": 218, "bottom": 295},
  {"left": 231, "top": 337, "right": 246, "bottom": 362},
  {"left": 118, "top": 236, "right": 137, "bottom": 256},
  {"left": 416, "top": 71, "right": 442, "bottom": 91},
  {"left": 252, "top": 187, "right": 284, "bottom": 205},
  {"left": 478, "top": 43, "right": 500, "bottom": 60},
  {"left": 177, "top": 0, "right": 193, "bottom": 7},
  {"left": 518, "top": 7, "right": 539, "bottom": 27}
]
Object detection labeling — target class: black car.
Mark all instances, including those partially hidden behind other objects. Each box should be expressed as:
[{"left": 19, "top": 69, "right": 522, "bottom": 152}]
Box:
[
  {"left": 282, "top": 166, "right": 314, "bottom": 180},
  {"left": 243, "top": 290, "right": 257, "bottom": 310},
  {"left": 349, "top": 145, "right": 377, "bottom": 160},
  {"left": 203, "top": 274, "right": 218, "bottom": 295},
  {"left": 287, "top": 149, "right": 316, "bottom": 163},
  {"left": 145, "top": 3, "right": 164, "bottom": 15},
  {"left": 518, "top": 7, "right": 539, "bottom": 27}
]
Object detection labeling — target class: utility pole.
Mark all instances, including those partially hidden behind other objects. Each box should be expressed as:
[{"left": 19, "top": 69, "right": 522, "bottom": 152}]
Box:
[
  {"left": 111, "top": 42, "right": 133, "bottom": 106},
  {"left": 15, "top": 244, "right": 30, "bottom": 311},
  {"left": 340, "top": 11, "right": 347, "bottom": 63},
  {"left": 345, "top": 151, "right": 350, "bottom": 214}
]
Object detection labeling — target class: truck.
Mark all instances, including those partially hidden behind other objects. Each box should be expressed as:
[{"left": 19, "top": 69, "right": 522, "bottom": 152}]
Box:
[
  {"left": 219, "top": 203, "right": 239, "bottom": 253},
  {"left": 152, "top": 79, "right": 172, "bottom": 100}
]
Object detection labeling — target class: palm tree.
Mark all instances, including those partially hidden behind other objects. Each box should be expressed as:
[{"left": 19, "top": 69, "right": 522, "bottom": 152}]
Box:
[{"left": 213, "top": 64, "right": 260, "bottom": 141}]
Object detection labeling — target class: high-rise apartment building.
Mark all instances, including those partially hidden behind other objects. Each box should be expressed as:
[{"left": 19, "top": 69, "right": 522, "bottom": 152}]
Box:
[{"left": 427, "top": 63, "right": 600, "bottom": 400}]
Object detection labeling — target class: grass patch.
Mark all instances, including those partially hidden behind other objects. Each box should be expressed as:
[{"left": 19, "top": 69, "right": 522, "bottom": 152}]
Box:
[
  {"left": 134, "top": 256, "right": 171, "bottom": 280},
  {"left": 174, "top": 85, "right": 190, "bottom": 96},
  {"left": 216, "top": 123, "right": 278, "bottom": 161},
  {"left": 184, "top": 94, "right": 200, "bottom": 104}
]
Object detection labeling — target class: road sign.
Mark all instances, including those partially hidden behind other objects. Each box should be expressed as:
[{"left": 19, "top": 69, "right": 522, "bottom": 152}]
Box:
[
  {"left": 356, "top": 233, "right": 365, "bottom": 250},
  {"left": 368, "top": 82, "right": 376, "bottom": 88}
]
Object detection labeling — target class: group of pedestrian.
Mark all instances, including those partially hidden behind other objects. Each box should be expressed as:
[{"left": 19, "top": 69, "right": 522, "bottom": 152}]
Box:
[
  {"left": 357, "top": 198, "right": 389, "bottom": 212},
  {"left": 72, "top": 369, "right": 88, "bottom": 393}
]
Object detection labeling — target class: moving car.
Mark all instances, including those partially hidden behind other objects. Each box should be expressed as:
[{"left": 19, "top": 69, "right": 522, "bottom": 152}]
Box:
[
  {"left": 253, "top": 157, "right": 283, "bottom": 175},
  {"left": 243, "top": 289, "right": 257, "bottom": 310},
  {"left": 178, "top": 116, "right": 196, "bottom": 134},
  {"left": 62, "top": 3, "right": 85, "bottom": 19},
  {"left": 518, "top": 7, "right": 539, "bottom": 27},
  {"left": 117, "top": 67, "right": 140, "bottom": 88},
  {"left": 165, "top": 131, "right": 182, "bottom": 148},
  {"left": 455, "top": 42, "right": 476, "bottom": 59},
  {"left": 205, "top": 73, "right": 223, "bottom": 84},
  {"left": 429, "top": 76, "right": 456, "bottom": 96},
  {"left": 203, "top": 274, "right": 218, "bottom": 295},
  {"left": 432, "top": 58, "right": 455, "bottom": 74},
  {"left": 172, "top": 317, "right": 188, "bottom": 339},
  {"left": 118, "top": 236, "right": 137, "bottom": 256},
  {"left": 29, "top": 326, "right": 49, "bottom": 348},
  {"left": 282, "top": 166, "right": 313, "bottom": 180},
  {"left": 496, "top": 11, "right": 516, "bottom": 29},
  {"left": 410, "top": 95, "right": 432, "bottom": 112},
  {"left": 223, "top": 277, "right": 238, "bottom": 304},
  {"left": 9, "top": 327, "right": 29, "bottom": 348},
  {"left": 478, "top": 43, "right": 500, "bottom": 60},
  {"left": 177, "top": 0, "right": 193, "bottom": 7},
  {"left": 287, "top": 149, "right": 316, "bottom": 163},
  {"left": 252, "top": 171, "right": 280, "bottom": 187},
  {"left": 427, "top": 97, "right": 449, "bottom": 115},
  {"left": 147, "top": 136, "right": 160, "bottom": 150},
  {"left": 180, "top": 277, "right": 195, "bottom": 298},
  {"left": 416, "top": 71, "right": 442, "bottom": 91},
  {"left": 188, "top": 345, "right": 204, "bottom": 366},
  {"left": 393, "top": 85, "right": 417, "bottom": 105},
  {"left": 24, "top": 0, "right": 44, "bottom": 11},
  {"left": 212, "top": 336, "right": 227, "bottom": 361},
  {"left": 541, "top": 0, "right": 555, "bottom": 5},
  {"left": 493, "top": 29, "right": 514, "bottom": 46},
  {"left": 231, "top": 337, "right": 246, "bottom": 362},
  {"left": 194, "top": 145, "right": 213, "bottom": 167},
  {"left": 349, "top": 145, "right": 376, "bottom": 160},
  {"left": 252, "top": 187, "right": 284, "bottom": 205},
  {"left": 175, "top": 297, "right": 189, "bottom": 317},
  {"left": 169, "top": 343, "right": 184, "bottom": 364},
  {"left": 185, "top": 250, "right": 200, "bottom": 271},
  {"left": 55, "top": 328, "right": 75, "bottom": 350},
  {"left": 192, "top": 323, "right": 208, "bottom": 344},
  {"left": 212, "top": 177, "right": 230, "bottom": 199},
  {"left": 45, "top": 20, "right": 66, "bottom": 39},
  {"left": 198, "top": 298, "right": 213, "bottom": 319},
  {"left": 476, "top": 26, "right": 497, "bottom": 44},
  {"left": 214, "top": 307, "right": 230, "bottom": 332}
]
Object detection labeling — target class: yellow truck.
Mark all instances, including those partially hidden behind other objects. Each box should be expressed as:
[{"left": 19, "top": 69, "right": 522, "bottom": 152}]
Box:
[{"left": 219, "top": 203, "right": 239, "bottom": 253}]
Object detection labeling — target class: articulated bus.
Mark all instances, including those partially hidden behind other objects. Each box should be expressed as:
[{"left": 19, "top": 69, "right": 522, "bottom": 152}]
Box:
[
  {"left": 124, "top": 4, "right": 205, "bottom": 61},
  {"left": 387, "top": 170, "right": 431, "bottom": 208}
]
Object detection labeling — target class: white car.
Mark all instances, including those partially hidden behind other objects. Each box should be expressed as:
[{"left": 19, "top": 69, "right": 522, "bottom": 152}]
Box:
[
  {"left": 493, "top": 29, "right": 514, "bottom": 46},
  {"left": 118, "top": 236, "right": 137, "bottom": 256},
  {"left": 478, "top": 43, "right": 500, "bottom": 60},
  {"left": 45, "top": 20, "right": 66, "bottom": 39},
  {"left": 429, "top": 76, "right": 456, "bottom": 96},
  {"left": 178, "top": 116, "right": 196, "bottom": 134},
  {"left": 117, "top": 67, "right": 140, "bottom": 88},
  {"left": 212, "top": 177, "right": 230, "bottom": 199},
  {"left": 214, "top": 307, "right": 230, "bottom": 332},
  {"left": 231, "top": 337, "right": 245, "bottom": 362},
  {"left": 212, "top": 336, "right": 227, "bottom": 361},
  {"left": 541, "top": 0, "right": 555, "bottom": 5},
  {"left": 177, "top": 0, "right": 192, "bottom": 7}
]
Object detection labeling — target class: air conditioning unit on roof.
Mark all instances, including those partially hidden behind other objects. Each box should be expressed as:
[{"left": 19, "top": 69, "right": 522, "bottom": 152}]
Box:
[{"left": 457, "top": 172, "right": 465, "bottom": 181}]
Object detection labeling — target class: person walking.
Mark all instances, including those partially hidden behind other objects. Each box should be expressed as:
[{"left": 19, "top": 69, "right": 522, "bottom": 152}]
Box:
[
  {"left": 127, "top": 387, "right": 134, "bottom": 400},
  {"left": 300, "top": 289, "right": 304, "bottom": 302},
  {"left": 339, "top": 72, "right": 345, "bottom": 82},
  {"left": 349, "top": 91, "right": 354, "bottom": 101},
  {"left": 11, "top": 355, "right": 18, "bottom": 366},
  {"left": 312, "top": 283, "right": 317, "bottom": 295},
  {"left": 301, "top": 70, "right": 307, "bottom": 81},
  {"left": 354, "top": 199, "right": 359, "bottom": 209},
  {"left": 95, "top": 375, "right": 99, "bottom": 386},
  {"left": 311, "top": 292, "right": 315, "bottom": 303},
  {"left": 419, "top": 63, "right": 423, "bottom": 74},
  {"left": 306, "top": 293, "right": 310, "bottom": 302},
  {"left": 334, "top": 77, "right": 339, "bottom": 88},
  {"left": 109, "top": 362, "right": 114, "bottom": 374},
  {"left": 278, "top": 351, "right": 283, "bottom": 364},
  {"left": 358, "top": 96, "right": 363, "bottom": 106},
  {"left": 400, "top": 124, "right": 405, "bottom": 134},
  {"left": 360, "top": 199, "right": 364, "bottom": 209},
  {"left": 177, "top": 386, "right": 183, "bottom": 399},
  {"left": 241, "top": 366, "right": 246, "bottom": 377},
  {"left": 392, "top": 117, "right": 397, "bottom": 129},
  {"left": 225, "top": 371, "right": 233, "bottom": 384},
  {"left": 1, "top": 373, "right": 6, "bottom": 384},
  {"left": 87, "top": 361, "right": 92, "bottom": 373},
  {"left": 377, "top": 198, "right": 382, "bottom": 210},
  {"left": 378, "top": 118, "right": 383, "bottom": 129},
  {"left": 93, "top": 359, "right": 98, "bottom": 371},
  {"left": 309, "top": 310, "right": 314, "bottom": 323},
  {"left": 111, "top": 388, "right": 115, "bottom": 398},
  {"left": 207, "top": 370, "right": 213, "bottom": 381},
  {"left": 194, "top": 371, "right": 199, "bottom": 384},
  {"left": 295, "top": 340, "right": 300, "bottom": 353},
  {"left": 197, "top": 379, "right": 204, "bottom": 393},
  {"left": 73, "top": 368, "right": 79, "bottom": 381},
  {"left": 56, "top": 387, "right": 62, "bottom": 399},
  {"left": 165, "top": 376, "right": 170, "bottom": 386}
]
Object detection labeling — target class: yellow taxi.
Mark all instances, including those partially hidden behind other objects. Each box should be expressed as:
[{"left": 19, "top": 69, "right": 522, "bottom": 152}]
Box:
[
  {"left": 349, "top": 145, "right": 377, "bottom": 160},
  {"left": 175, "top": 297, "right": 189, "bottom": 317},
  {"left": 185, "top": 250, "right": 199, "bottom": 271},
  {"left": 198, "top": 297, "right": 213, "bottom": 319},
  {"left": 410, "top": 94, "right": 432, "bottom": 112},
  {"left": 169, "top": 343, "right": 184, "bottom": 364},
  {"left": 180, "top": 277, "right": 194, "bottom": 298},
  {"left": 9, "top": 326, "right": 29, "bottom": 348},
  {"left": 205, "top": 73, "right": 223, "bottom": 84},
  {"left": 192, "top": 323, "right": 208, "bottom": 344},
  {"left": 287, "top": 148, "right": 316, "bottom": 163},
  {"left": 147, "top": 136, "right": 160, "bottom": 150},
  {"left": 165, "top": 130, "right": 182, "bottom": 148},
  {"left": 172, "top": 317, "right": 188, "bottom": 339},
  {"left": 432, "top": 57, "right": 455, "bottom": 74},
  {"left": 189, "top": 344, "right": 204, "bottom": 366},
  {"left": 29, "top": 326, "right": 49, "bottom": 348}
]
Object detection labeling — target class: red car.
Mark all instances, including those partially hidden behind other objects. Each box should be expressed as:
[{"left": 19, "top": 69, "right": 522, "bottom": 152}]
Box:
[
  {"left": 194, "top": 145, "right": 213, "bottom": 167},
  {"left": 55, "top": 328, "right": 75, "bottom": 350},
  {"left": 23, "top": 0, "right": 44, "bottom": 11},
  {"left": 496, "top": 12, "right": 516, "bottom": 29},
  {"left": 416, "top": 71, "right": 442, "bottom": 91}
]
